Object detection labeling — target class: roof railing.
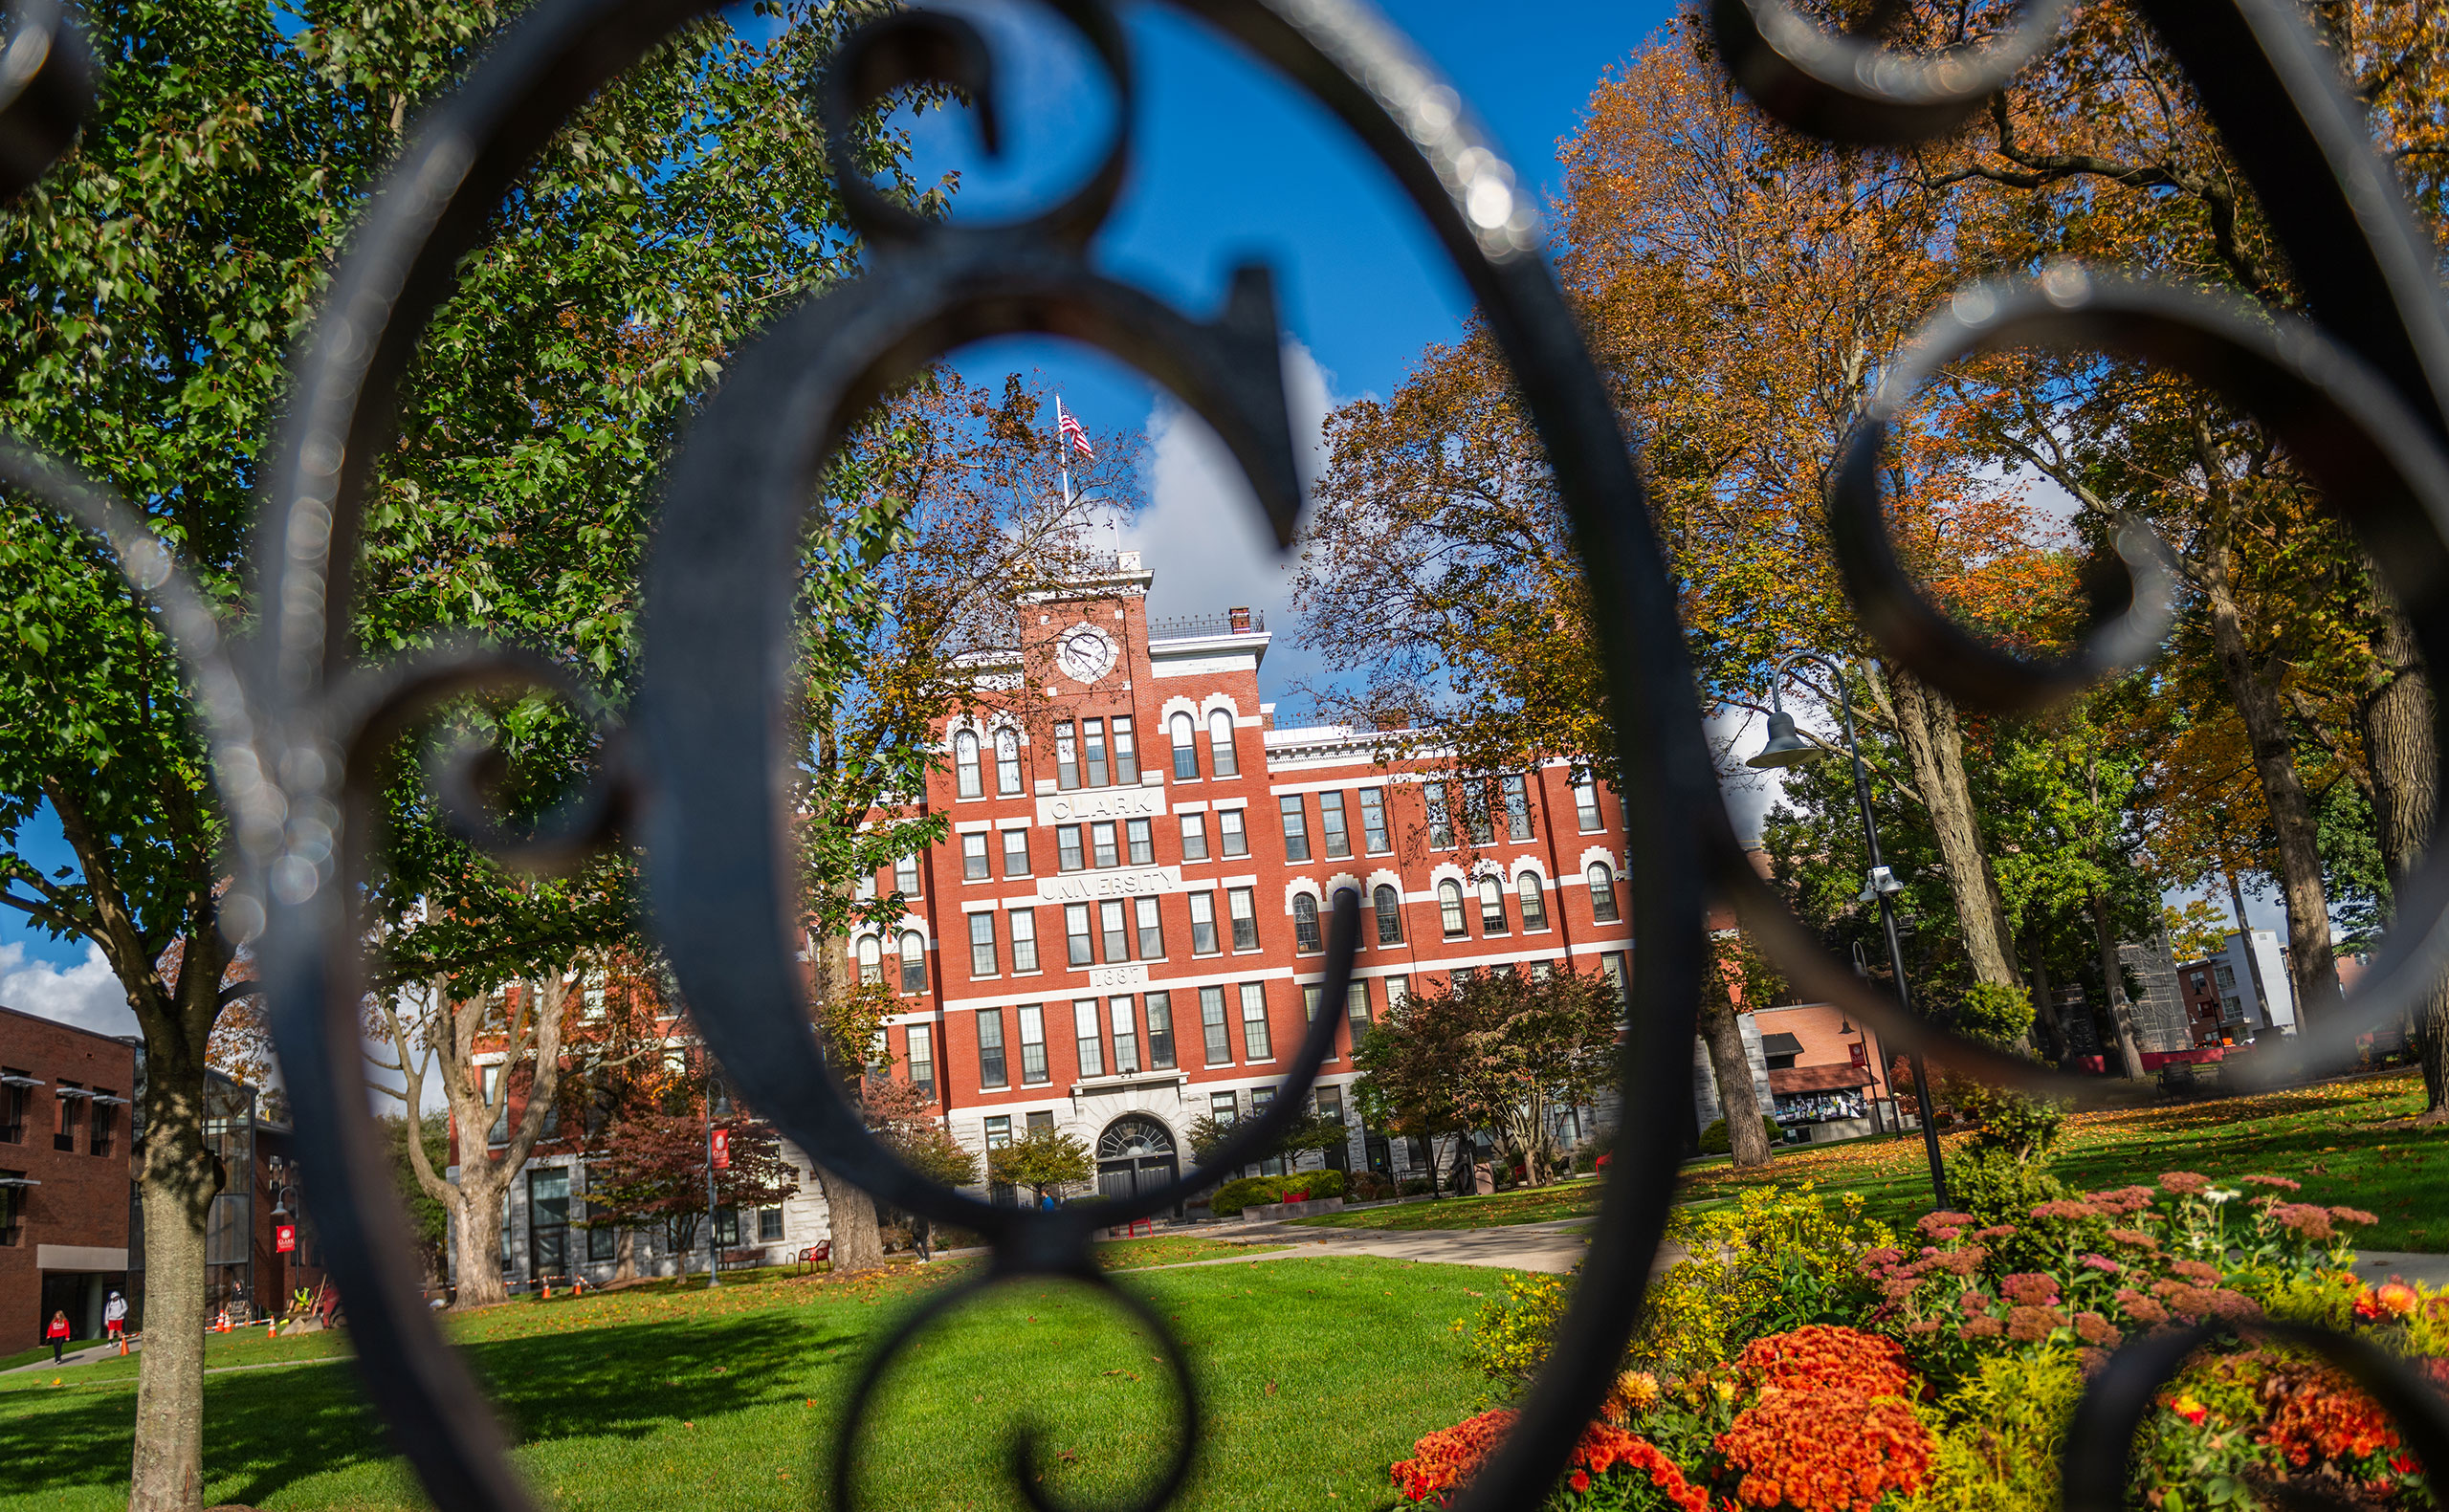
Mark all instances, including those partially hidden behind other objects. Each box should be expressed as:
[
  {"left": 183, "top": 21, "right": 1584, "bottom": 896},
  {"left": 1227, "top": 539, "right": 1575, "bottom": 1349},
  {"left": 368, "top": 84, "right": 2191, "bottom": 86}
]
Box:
[{"left": 1147, "top": 608, "right": 1264, "bottom": 641}]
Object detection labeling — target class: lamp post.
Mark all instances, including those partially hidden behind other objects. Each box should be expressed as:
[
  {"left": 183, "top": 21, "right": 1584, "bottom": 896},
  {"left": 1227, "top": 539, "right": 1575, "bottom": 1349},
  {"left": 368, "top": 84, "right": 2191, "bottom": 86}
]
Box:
[
  {"left": 702, "top": 1057, "right": 722, "bottom": 1289},
  {"left": 1748, "top": 653, "right": 1951, "bottom": 1212}
]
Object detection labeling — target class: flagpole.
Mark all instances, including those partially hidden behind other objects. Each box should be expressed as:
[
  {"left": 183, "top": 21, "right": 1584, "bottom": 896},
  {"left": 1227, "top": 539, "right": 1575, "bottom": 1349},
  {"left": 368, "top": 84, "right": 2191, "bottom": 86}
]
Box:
[{"left": 1056, "top": 396, "right": 1075, "bottom": 512}]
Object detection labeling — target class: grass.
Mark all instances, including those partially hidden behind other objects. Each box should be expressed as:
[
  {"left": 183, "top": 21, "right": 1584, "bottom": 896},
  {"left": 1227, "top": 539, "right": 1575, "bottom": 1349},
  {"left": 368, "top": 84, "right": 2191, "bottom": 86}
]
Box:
[
  {"left": 1091, "top": 1234, "right": 1288, "bottom": 1269},
  {"left": 1288, "top": 1071, "right": 2449, "bottom": 1251},
  {"left": 0, "top": 1253, "right": 1493, "bottom": 1510}
]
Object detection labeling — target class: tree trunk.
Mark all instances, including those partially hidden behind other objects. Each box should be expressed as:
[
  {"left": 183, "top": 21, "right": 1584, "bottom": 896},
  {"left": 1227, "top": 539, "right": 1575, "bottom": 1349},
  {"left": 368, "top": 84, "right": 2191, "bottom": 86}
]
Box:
[
  {"left": 2357, "top": 590, "right": 2449, "bottom": 1113},
  {"left": 814, "top": 1162, "right": 884, "bottom": 1274},
  {"left": 446, "top": 1167, "right": 513, "bottom": 1309},
  {"left": 2201, "top": 553, "right": 2343, "bottom": 1027},
  {"left": 1886, "top": 666, "right": 2020, "bottom": 988},
  {"left": 615, "top": 1223, "right": 636, "bottom": 1283},
  {"left": 128, "top": 1035, "right": 212, "bottom": 1512},
  {"left": 2027, "top": 947, "right": 2063, "bottom": 1063},
  {"left": 2091, "top": 891, "right": 2147, "bottom": 1080},
  {"left": 1698, "top": 991, "right": 1772, "bottom": 1168}
]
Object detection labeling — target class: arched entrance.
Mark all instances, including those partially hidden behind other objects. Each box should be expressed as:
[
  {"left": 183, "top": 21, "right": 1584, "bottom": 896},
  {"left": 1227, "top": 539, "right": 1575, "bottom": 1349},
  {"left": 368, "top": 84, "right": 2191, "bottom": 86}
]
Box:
[{"left": 1095, "top": 1115, "right": 1180, "bottom": 1214}]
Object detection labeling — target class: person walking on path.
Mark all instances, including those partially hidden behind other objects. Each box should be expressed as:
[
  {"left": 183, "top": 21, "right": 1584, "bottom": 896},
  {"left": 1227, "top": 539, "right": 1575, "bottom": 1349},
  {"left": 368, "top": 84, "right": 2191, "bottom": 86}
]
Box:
[
  {"left": 44, "top": 1310, "right": 69, "bottom": 1364},
  {"left": 102, "top": 1291, "right": 126, "bottom": 1344}
]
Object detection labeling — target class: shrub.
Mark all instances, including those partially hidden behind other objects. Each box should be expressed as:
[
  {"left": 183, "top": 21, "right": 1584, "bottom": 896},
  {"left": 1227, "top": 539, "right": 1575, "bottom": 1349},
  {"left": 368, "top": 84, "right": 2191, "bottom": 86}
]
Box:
[
  {"left": 1698, "top": 1116, "right": 1781, "bottom": 1156},
  {"left": 1948, "top": 1149, "right": 2073, "bottom": 1276},
  {"left": 1207, "top": 1176, "right": 1279, "bottom": 1216},
  {"left": 1903, "top": 1347, "right": 2083, "bottom": 1512},
  {"left": 1349, "top": 1172, "right": 1395, "bottom": 1202},
  {"left": 1399, "top": 1177, "right": 1434, "bottom": 1196},
  {"left": 1292, "top": 1168, "right": 1345, "bottom": 1200}
]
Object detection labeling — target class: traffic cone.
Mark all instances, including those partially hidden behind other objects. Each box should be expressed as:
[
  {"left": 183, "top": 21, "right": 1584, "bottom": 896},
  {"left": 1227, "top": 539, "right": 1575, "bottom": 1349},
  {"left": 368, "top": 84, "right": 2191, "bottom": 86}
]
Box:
[
  {"left": 117, "top": 1336, "right": 127, "bottom": 1357},
  {"left": 542, "top": 1281, "right": 551, "bottom": 1300},
  {"left": 573, "top": 1275, "right": 584, "bottom": 1296}
]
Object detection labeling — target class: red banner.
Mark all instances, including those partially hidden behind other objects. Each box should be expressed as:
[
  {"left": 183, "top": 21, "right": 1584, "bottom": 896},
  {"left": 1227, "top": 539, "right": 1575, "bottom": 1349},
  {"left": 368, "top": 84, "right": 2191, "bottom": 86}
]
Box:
[
  {"left": 712, "top": 1128, "right": 730, "bottom": 1170},
  {"left": 275, "top": 1223, "right": 296, "bottom": 1254}
]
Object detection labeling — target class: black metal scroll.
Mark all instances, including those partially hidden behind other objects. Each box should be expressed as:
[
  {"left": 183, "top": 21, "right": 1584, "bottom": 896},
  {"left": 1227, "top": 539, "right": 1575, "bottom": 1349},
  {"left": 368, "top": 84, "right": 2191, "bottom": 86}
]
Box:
[{"left": 6, "top": 0, "right": 2447, "bottom": 1507}]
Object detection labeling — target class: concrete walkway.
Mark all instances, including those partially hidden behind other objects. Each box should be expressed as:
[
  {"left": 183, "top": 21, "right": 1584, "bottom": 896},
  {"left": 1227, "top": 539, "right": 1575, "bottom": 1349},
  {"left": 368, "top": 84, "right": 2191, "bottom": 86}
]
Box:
[
  {"left": 1145, "top": 1216, "right": 1602, "bottom": 1275},
  {"left": 2350, "top": 1251, "right": 2449, "bottom": 1288}
]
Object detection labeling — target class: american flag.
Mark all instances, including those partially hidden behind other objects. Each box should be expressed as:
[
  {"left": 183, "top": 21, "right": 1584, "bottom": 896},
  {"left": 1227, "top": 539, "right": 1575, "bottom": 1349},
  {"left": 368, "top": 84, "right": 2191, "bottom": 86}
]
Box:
[{"left": 1056, "top": 398, "right": 1094, "bottom": 460}]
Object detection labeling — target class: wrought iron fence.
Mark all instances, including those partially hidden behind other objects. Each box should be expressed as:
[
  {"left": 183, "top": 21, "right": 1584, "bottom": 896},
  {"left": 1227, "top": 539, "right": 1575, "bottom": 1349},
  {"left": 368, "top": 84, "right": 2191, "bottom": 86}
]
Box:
[
  {"left": 8, "top": 0, "right": 2449, "bottom": 1506},
  {"left": 1146, "top": 610, "right": 1267, "bottom": 641}
]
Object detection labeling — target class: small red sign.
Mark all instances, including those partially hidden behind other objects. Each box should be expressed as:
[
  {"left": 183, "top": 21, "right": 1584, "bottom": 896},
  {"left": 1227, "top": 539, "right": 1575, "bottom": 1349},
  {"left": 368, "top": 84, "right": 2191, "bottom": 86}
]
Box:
[
  {"left": 712, "top": 1129, "right": 731, "bottom": 1170},
  {"left": 275, "top": 1223, "right": 296, "bottom": 1254}
]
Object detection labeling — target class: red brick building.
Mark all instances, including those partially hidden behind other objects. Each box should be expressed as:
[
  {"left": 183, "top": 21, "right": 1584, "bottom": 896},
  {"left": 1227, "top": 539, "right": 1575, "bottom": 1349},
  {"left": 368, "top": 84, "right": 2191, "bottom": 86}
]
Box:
[
  {"left": 0, "top": 1005, "right": 323, "bottom": 1351},
  {"left": 0, "top": 1005, "right": 134, "bottom": 1352},
  {"left": 854, "top": 553, "right": 1637, "bottom": 1204}
]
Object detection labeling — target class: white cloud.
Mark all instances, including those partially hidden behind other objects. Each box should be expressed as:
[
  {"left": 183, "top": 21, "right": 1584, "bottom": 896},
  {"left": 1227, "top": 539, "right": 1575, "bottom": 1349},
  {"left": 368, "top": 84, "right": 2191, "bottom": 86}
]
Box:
[
  {"left": 1122, "top": 340, "right": 1343, "bottom": 711},
  {"left": 0, "top": 941, "right": 139, "bottom": 1039}
]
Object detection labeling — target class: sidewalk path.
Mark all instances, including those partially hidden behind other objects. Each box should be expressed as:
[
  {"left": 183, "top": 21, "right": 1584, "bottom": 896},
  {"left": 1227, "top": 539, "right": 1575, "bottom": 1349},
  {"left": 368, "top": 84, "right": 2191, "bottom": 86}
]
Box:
[{"left": 1141, "top": 1216, "right": 1604, "bottom": 1276}]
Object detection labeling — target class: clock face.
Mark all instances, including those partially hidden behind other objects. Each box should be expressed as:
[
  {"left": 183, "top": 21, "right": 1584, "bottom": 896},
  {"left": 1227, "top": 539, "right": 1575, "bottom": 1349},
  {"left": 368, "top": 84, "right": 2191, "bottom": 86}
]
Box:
[{"left": 1056, "top": 624, "right": 1118, "bottom": 684}]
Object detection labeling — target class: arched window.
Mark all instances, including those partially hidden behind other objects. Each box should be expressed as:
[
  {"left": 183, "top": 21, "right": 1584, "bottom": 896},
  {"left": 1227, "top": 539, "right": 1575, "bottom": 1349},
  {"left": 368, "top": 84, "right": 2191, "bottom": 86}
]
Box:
[
  {"left": 1207, "top": 709, "right": 1238, "bottom": 777},
  {"left": 1518, "top": 871, "right": 1549, "bottom": 930},
  {"left": 1478, "top": 876, "right": 1508, "bottom": 933},
  {"left": 856, "top": 935, "right": 882, "bottom": 985},
  {"left": 1587, "top": 862, "right": 1621, "bottom": 924},
  {"left": 1374, "top": 885, "right": 1403, "bottom": 945},
  {"left": 954, "top": 731, "right": 982, "bottom": 799},
  {"left": 1292, "top": 893, "right": 1322, "bottom": 953},
  {"left": 898, "top": 931, "right": 925, "bottom": 994},
  {"left": 1170, "top": 712, "right": 1198, "bottom": 779},
  {"left": 1438, "top": 880, "right": 1467, "bottom": 938},
  {"left": 994, "top": 729, "right": 1023, "bottom": 795}
]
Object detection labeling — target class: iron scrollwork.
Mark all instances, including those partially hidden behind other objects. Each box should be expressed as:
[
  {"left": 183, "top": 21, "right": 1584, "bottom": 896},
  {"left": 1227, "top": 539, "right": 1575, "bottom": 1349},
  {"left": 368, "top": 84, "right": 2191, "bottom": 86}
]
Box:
[{"left": 6, "top": 0, "right": 2449, "bottom": 1505}]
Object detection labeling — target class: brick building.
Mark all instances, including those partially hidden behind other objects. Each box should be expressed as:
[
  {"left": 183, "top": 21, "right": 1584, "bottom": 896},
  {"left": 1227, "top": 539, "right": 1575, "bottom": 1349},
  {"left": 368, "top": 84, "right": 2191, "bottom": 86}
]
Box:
[
  {"left": 0, "top": 1005, "right": 323, "bottom": 1351},
  {"left": 0, "top": 1005, "right": 134, "bottom": 1352},
  {"left": 857, "top": 552, "right": 1637, "bottom": 1206}
]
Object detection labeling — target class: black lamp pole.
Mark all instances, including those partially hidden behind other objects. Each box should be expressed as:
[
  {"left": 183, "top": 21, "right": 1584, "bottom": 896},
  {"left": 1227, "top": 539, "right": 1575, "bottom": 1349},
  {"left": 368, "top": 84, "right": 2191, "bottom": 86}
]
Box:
[{"left": 1750, "top": 654, "right": 1951, "bottom": 1212}]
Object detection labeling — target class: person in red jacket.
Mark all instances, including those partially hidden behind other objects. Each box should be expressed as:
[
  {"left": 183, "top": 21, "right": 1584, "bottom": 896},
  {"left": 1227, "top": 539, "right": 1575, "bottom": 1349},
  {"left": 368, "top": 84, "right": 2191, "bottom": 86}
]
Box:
[{"left": 44, "top": 1309, "right": 70, "bottom": 1364}]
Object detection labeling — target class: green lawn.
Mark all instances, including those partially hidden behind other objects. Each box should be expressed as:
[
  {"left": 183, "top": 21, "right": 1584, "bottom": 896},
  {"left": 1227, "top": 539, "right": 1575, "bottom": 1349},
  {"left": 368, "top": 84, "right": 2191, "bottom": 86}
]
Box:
[
  {"left": 1092, "top": 1234, "right": 1288, "bottom": 1269},
  {"left": 0, "top": 1253, "right": 1490, "bottom": 1510},
  {"left": 1290, "top": 1071, "right": 2449, "bottom": 1251}
]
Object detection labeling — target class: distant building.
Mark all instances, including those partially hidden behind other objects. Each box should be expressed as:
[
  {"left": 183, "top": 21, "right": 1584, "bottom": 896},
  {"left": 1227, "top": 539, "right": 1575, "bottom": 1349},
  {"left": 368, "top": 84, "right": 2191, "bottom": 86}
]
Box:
[
  {"left": 2173, "top": 957, "right": 2230, "bottom": 1046},
  {"left": 2117, "top": 935, "right": 2195, "bottom": 1054},
  {"left": 0, "top": 1005, "right": 319, "bottom": 1352},
  {"left": 2211, "top": 929, "right": 2298, "bottom": 1038}
]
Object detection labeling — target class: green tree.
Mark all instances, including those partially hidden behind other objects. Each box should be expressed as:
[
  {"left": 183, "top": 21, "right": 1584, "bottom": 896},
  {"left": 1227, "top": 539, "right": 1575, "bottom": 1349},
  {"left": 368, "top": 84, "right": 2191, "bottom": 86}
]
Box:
[
  {"left": 986, "top": 1129, "right": 1092, "bottom": 1202},
  {"left": 376, "top": 1110, "right": 452, "bottom": 1288},
  {"left": 1354, "top": 968, "right": 1619, "bottom": 1189}
]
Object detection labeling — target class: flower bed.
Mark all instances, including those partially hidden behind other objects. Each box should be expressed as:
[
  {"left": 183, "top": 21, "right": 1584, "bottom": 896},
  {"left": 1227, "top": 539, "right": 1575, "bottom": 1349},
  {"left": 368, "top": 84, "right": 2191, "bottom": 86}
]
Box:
[{"left": 1390, "top": 1172, "right": 2443, "bottom": 1511}]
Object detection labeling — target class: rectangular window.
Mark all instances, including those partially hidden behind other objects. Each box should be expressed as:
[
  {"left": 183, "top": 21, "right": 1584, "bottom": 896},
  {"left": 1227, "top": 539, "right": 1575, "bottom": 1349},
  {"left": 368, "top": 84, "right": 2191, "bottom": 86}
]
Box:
[
  {"left": 1173, "top": 716, "right": 1199, "bottom": 779},
  {"left": 0, "top": 1073, "right": 25, "bottom": 1145},
  {"left": 1110, "top": 997, "right": 1139, "bottom": 1075},
  {"left": 1427, "top": 784, "right": 1455, "bottom": 849},
  {"left": 1465, "top": 782, "right": 1495, "bottom": 845},
  {"left": 1018, "top": 1004, "right": 1048, "bottom": 1084},
  {"left": 484, "top": 1065, "right": 507, "bottom": 1144},
  {"left": 969, "top": 912, "right": 998, "bottom": 976},
  {"left": 1189, "top": 892, "right": 1220, "bottom": 954},
  {"left": 51, "top": 1085, "right": 82, "bottom": 1154},
  {"left": 1100, "top": 900, "right": 1130, "bottom": 962},
  {"left": 1066, "top": 905, "right": 1093, "bottom": 967},
  {"left": 89, "top": 1093, "right": 117, "bottom": 1158},
  {"left": 1279, "top": 795, "right": 1311, "bottom": 862},
  {"left": 978, "top": 1009, "right": 1008, "bottom": 1089},
  {"left": 1359, "top": 789, "right": 1390, "bottom": 854},
  {"left": 1058, "top": 825, "right": 1084, "bottom": 872},
  {"left": 587, "top": 1197, "right": 617, "bottom": 1261},
  {"left": 1074, "top": 999, "right": 1105, "bottom": 1079},
  {"left": 1574, "top": 777, "right": 1602, "bottom": 832},
  {"left": 1180, "top": 813, "right": 1209, "bottom": 861},
  {"left": 759, "top": 1207, "right": 784, "bottom": 1242},
  {"left": 714, "top": 1207, "right": 740, "bottom": 1248},
  {"left": 1092, "top": 822, "right": 1119, "bottom": 868},
  {"left": 907, "top": 1024, "right": 935, "bottom": 1099},
  {"left": 1303, "top": 983, "right": 1330, "bottom": 1060},
  {"left": 1520, "top": 875, "right": 1549, "bottom": 931},
  {"left": 1083, "top": 718, "right": 1111, "bottom": 788},
  {"left": 1210, "top": 713, "right": 1238, "bottom": 777},
  {"left": 1599, "top": 953, "right": 1627, "bottom": 1004},
  {"left": 1240, "top": 983, "right": 1272, "bottom": 1062},
  {"left": 1114, "top": 717, "right": 1138, "bottom": 784},
  {"left": 901, "top": 937, "right": 927, "bottom": 995},
  {"left": 1210, "top": 1090, "right": 1237, "bottom": 1123},
  {"left": 1056, "top": 721, "right": 1080, "bottom": 790},
  {"left": 997, "top": 732, "right": 1024, "bottom": 795},
  {"left": 1501, "top": 775, "right": 1533, "bottom": 841},
  {"left": 1134, "top": 896, "right": 1164, "bottom": 958},
  {"left": 1345, "top": 981, "right": 1372, "bottom": 1050},
  {"left": 1145, "top": 992, "right": 1178, "bottom": 1069},
  {"left": 1481, "top": 881, "right": 1508, "bottom": 933},
  {"left": 984, "top": 1114, "right": 1012, "bottom": 1148},
  {"left": 894, "top": 854, "right": 922, "bottom": 898},
  {"left": 962, "top": 833, "right": 990, "bottom": 881},
  {"left": 1320, "top": 792, "right": 1350, "bottom": 858},
  {"left": 1026, "top": 1110, "right": 1055, "bottom": 1136},
  {"left": 1219, "top": 807, "right": 1248, "bottom": 857},
  {"left": 529, "top": 1166, "right": 569, "bottom": 1279},
  {"left": 1126, "top": 818, "right": 1155, "bottom": 866},
  {"left": 1228, "top": 887, "right": 1259, "bottom": 951},
  {"left": 1004, "top": 828, "right": 1032, "bottom": 876},
  {"left": 1200, "top": 986, "right": 1231, "bottom": 1065},
  {"left": 1011, "top": 909, "right": 1040, "bottom": 973},
  {"left": 0, "top": 1171, "right": 20, "bottom": 1245}
]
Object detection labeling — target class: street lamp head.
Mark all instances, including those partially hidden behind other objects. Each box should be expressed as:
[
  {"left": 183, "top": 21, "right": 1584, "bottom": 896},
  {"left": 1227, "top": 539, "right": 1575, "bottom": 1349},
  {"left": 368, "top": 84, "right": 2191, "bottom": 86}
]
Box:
[{"left": 1747, "top": 710, "right": 1824, "bottom": 770}]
